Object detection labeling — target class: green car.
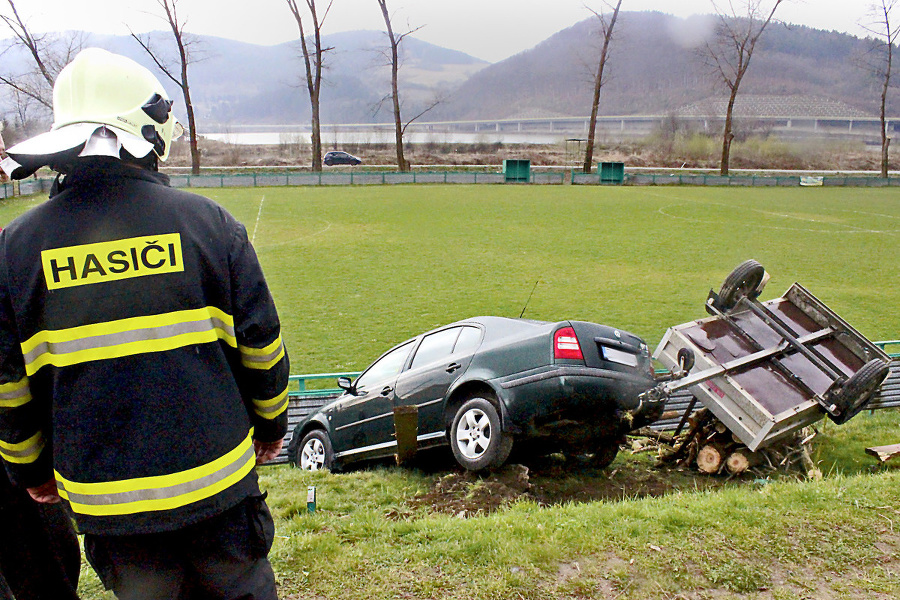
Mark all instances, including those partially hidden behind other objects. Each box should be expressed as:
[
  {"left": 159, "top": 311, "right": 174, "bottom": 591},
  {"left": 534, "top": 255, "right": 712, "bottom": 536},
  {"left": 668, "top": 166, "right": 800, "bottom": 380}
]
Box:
[{"left": 288, "top": 316, "right": 663, "bottom": 472}]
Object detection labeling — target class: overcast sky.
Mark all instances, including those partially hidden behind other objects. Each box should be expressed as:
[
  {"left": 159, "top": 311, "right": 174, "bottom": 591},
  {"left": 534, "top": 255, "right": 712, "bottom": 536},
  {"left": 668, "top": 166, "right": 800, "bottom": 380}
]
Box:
[{"left": 11, "top": 0, "right": 878, "bottom": 63}]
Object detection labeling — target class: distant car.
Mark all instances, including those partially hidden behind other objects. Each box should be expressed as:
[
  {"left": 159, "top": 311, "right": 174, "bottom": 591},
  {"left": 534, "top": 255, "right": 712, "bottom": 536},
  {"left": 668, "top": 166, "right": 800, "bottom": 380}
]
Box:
[
  {"left": 323, "top": 150, "right": 361, "bottom": 166},
  {"left": 287, "top": 316, "right": 664, "bottom": 472}
]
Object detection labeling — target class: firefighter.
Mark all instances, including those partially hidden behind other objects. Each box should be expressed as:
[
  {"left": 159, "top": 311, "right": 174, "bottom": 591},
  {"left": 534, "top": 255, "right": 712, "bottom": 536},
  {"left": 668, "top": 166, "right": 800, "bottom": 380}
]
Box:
[
  {"left": 0, "top": 48, "right": 289, "bottom": 600},
  {"left": 0, "top": 468, "right": 81, "bottom": 599}
]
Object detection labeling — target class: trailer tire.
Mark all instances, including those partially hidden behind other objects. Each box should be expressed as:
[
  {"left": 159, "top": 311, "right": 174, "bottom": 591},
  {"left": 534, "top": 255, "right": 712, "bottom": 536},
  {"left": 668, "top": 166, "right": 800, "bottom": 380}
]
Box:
[
  {"left": 827, "top": 359, "right": 890, "bottom": 424},
  {"left": 677, "top": 347, "right": 695, "bottom": 373},
  {"left": 714, "top": 259, "right": 766, "bottom": 311}
]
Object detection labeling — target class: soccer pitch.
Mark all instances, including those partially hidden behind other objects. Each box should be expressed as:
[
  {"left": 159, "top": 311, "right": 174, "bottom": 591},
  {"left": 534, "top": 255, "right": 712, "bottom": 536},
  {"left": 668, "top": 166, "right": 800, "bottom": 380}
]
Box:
[
  {"left": 2, "top": 184, "right": 897, "bottom": 372},
  {"left": 199, "top": 184, "right": 899, "bottom": 373}
]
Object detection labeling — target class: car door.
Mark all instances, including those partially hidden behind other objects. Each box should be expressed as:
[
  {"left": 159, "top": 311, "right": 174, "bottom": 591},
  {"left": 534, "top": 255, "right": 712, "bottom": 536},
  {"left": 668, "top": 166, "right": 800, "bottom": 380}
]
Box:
[
  {"left": 331, "top": 341, "right": 414, "bottom": 461},
  {"left": 394, "top": 325, "right": 483, "bottom": 438}
]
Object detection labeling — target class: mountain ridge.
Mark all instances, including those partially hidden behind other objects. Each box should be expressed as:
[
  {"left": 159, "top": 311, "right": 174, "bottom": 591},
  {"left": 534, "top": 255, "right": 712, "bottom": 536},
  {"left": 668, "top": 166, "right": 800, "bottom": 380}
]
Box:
[{"left": 1, "top": 12, "right": 892, "bottom": 130}]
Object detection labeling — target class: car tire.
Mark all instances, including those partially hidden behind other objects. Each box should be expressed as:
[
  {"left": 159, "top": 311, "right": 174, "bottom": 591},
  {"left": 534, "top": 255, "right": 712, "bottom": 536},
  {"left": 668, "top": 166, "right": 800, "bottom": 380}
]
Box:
[
  {"left": 591, "top": 443, "right": 620, "bottom": 469},
  {"left": 826, "top": 359, "right": 890, "bottom": 424},
  {"left": 713, "top": 259, "right": 766, "bottom": 312},
  {"left": 290, "top": 429, "right": 334, "bottom": 471},
  {"left": 450, "top": 396, "right": 513, "bottom": 471}
]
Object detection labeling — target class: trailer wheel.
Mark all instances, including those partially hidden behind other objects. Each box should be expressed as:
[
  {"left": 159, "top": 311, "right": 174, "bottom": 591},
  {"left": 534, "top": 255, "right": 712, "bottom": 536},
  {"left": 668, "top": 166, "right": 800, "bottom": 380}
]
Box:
[
  {"left": 677, "top": 347, "right": 695, "bottom": 373},
  {"left": 713, "top": 259, "right": 766, "bottom": 311},
  {"left": 827, "top": 359, "right": 890, "bottom": 424}
]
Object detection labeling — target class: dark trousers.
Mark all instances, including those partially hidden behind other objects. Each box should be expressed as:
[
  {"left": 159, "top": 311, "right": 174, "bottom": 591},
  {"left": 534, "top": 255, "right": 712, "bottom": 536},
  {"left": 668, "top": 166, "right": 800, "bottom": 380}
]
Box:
[
  {"left": 85, "top": 495, "right": 278, "bottom": 600},
  {"left": 0, "top": 475, "right": 81, "bottom": 600}
]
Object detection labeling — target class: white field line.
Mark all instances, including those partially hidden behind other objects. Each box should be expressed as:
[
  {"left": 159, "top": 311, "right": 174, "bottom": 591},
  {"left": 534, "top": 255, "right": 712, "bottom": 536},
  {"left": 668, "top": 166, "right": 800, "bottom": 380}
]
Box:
[
  {"left": 251, "top": 195, "right": 265, "bottom": 244},
  {"left": 258, "top": 221, "right": 334, "bottom": 250},
  {"left": 627, "top": 187, "right": 899, "bottom": 235}
]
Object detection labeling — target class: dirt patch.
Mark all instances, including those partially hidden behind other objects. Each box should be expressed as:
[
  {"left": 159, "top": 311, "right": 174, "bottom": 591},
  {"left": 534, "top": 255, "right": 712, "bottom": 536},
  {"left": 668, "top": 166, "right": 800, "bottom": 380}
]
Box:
[{"left": 407, "top": 450, "right": 742, "bottom": 517}]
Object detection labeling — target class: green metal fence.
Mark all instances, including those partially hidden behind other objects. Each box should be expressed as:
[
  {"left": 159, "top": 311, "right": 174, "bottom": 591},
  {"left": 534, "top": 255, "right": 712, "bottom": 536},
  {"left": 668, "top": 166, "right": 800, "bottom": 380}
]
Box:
[{"left": 3, "top": 171, "right": 898, "bottom": 197}]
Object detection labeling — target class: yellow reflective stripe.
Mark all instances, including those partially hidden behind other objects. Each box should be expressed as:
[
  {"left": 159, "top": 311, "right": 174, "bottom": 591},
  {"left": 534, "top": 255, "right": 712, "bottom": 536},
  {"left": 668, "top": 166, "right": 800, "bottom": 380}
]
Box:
[
  {"left": 0, "top": 431, "right": 45, "bottom": 464},
  {"left": 239, "top": 335, "right": 285, "bottom": 371},
  {"left": 55, "top": 431, "right": 256, "bottom": 517},
  {"left": 21, "top": 307, "right": 237, "bottom": 375},
  {"left": 252, "top": 386, "right": 288, "bottom": 420},
  {"left": 0, "top": 377, "right": 32, "bottom": 408}
]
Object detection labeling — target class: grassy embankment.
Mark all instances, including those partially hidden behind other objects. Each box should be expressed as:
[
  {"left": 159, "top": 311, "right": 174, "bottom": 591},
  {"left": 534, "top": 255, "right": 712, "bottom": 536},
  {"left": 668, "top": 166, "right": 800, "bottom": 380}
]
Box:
[{"left": 1, "top": 184, "right": 898, "bottom": 599}]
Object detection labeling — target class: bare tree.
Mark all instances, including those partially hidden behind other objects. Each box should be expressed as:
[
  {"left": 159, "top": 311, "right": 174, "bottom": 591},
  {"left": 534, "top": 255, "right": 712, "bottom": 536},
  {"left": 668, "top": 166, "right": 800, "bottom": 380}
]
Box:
[
  {"left": 0, "top": 0, "right": 83, "bottom": 128},
  {"left": 862, "top": 1, "right": 899, "bottom": 178},
  {"left": 583, "top": 0, "right": 622, "bottom": 173},
  {"left": 286, "top": 0, "right": 334, "bottom": 172},
  {"left": 704, "top": 0, "right": 785, "bottom": 176},
  {"left": 375, "top": 0, "right": 421, "bottom": 172},
  {"left": 132, "top": 0, "right": 201, "bottom": 174}
]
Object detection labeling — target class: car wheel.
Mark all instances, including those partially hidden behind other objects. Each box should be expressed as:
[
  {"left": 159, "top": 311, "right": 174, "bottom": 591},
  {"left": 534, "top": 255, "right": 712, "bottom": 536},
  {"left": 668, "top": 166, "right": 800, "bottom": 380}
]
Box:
[
  {"left": 591, "top": 443, "right": 620, "bottom": 469},
  {"left": 291, "top": 429, "right": 333, "bottom": 471},
  {"left": 826, "top": 359, "right": 890, "bottom": 424},
  {"left": 450, "top": 396, "right": 513, "bottom": 471},
  {"left": 713, "top": 259, "right": 766, "bottom": 312}
]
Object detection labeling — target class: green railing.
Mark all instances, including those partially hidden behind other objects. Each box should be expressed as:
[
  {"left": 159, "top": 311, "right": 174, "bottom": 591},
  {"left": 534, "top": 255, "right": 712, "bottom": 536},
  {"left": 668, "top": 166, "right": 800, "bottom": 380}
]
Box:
[
  {"left": 876, "top": 340, "right": 900, "bottom": 358},
  {"left": 167, "top": 171, "right": 511, "bottom": 188},
  {"left": 3, "top": 172, "right": 898, "bottom": 195},
  {"left": 288, "top": 372, "right": 361, "bottom": 399}
]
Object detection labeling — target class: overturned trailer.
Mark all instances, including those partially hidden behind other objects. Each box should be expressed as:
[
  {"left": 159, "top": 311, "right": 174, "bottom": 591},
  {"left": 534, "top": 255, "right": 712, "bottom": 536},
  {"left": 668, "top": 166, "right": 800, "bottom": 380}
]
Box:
[{"left": 646, "top": 260, "right": 891, "bottom": 453}]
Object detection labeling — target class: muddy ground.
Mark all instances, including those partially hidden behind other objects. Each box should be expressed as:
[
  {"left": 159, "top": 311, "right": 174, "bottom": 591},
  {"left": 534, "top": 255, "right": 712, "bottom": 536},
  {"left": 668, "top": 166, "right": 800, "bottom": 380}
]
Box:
[{"left": 396, "top": 441, "right": 752, "bottom": 518}]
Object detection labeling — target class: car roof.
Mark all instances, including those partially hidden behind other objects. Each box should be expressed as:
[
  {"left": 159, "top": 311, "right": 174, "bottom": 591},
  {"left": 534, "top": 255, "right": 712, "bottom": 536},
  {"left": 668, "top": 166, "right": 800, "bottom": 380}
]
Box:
[{"left": 382, "top": 316, "right": 558, "bottom": 353}]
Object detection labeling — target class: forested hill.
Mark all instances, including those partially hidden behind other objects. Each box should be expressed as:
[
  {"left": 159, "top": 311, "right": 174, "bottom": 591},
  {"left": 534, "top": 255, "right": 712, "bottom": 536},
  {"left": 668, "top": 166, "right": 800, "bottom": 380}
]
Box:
[
  {"left": 431, "top": 11, "right": 888, "bottom": 121},
  {"left": 8, "top": 29, "right": 489, "bottom": 127},
  {"left": 3, "top": 11, "right": 888, "bottom": 128}
]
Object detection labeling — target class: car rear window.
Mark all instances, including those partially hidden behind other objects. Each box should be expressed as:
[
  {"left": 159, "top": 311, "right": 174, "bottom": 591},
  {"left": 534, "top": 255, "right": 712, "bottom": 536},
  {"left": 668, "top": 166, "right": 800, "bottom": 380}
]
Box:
[{"left": 453, "top": 326, "right": 482, "bottom": 355}]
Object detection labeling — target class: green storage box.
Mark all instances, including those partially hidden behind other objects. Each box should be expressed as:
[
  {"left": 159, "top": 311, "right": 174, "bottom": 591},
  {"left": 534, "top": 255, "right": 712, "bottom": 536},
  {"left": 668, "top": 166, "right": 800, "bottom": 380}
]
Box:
[
  {"left": 599, "top": 161, "right": 625, "bottom": 184},
  {"left": 503, "top": 159, "right": 531, "bottom": 183}
]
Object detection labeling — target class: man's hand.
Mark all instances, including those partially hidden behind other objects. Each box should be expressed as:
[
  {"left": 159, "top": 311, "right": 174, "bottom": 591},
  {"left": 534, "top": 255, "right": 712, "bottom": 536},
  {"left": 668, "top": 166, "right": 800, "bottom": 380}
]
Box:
[
  {"left": 254, "top": 438, "right": 284, "bottom": 465},
  {"left": 27, "top": 478, "right": 61, "bottom": 504}
]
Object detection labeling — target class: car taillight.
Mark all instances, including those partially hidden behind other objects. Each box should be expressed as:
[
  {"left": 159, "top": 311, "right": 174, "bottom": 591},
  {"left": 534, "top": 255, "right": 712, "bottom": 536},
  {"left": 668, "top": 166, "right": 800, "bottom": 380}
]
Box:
[{"left": 554, "top": 327, "right": 584, "bottom": 360}]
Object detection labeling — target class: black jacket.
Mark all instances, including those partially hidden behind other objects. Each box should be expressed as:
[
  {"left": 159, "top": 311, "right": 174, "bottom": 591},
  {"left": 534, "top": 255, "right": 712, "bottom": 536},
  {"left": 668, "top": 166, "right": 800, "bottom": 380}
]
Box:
[{"left": 0, "top": 158, "right": 289, "bottom": 535}]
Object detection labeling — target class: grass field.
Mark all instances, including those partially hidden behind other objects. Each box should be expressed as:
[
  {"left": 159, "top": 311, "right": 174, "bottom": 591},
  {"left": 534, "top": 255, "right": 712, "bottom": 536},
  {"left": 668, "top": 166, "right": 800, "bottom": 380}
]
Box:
[
  {"left": 3, "top": 184, "right": 896, "bottom": 371},
  {"left": 195, "top": 184, "right": 899, "bottom": 373},
  {"left": 1, "top": 184, "right": 899, "bottom": 599}
]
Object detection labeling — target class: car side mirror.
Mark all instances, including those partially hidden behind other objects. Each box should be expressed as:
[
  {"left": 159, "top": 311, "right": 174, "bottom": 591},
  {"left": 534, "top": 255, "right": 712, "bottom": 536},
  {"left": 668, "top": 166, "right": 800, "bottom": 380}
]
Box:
[{"left": 337, "top": 376, "right": 356, "bottom": 395}]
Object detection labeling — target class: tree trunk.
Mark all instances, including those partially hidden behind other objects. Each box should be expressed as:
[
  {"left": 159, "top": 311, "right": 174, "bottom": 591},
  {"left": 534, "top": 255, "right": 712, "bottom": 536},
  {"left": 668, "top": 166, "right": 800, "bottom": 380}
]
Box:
[
  {"left": 880, "top": 38, "right": 892, "bottom": 179},
  {"left": 184, "top": 87, "right": 200, "bottom": 175},
  {"left": 583, "top": 1, "right": 621, "bottom": 174},
  {"left": 310, "top": 103, "right": 322, "bottom": 171},
  {"left": 171, "top": 2, "right": 200, "bottom": 175},
  {"left": 377, "top": 0, "right": 409, "bottom": 172},
  {"left": 720, "top": 89, "right": 738, "bottom": 177},
  {"left": 697, "top": 444, "right": 727, "bottom": 474},
  {"left": 725, "top": 448, "right": 763, "bottom": 474}
]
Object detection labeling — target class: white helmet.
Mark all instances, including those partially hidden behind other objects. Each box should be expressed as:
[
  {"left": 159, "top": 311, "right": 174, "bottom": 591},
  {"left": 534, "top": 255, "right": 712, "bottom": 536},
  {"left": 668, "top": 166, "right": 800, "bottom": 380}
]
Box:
[{"left": 1, "top": 48, "right": 183, "bottom": 179}]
